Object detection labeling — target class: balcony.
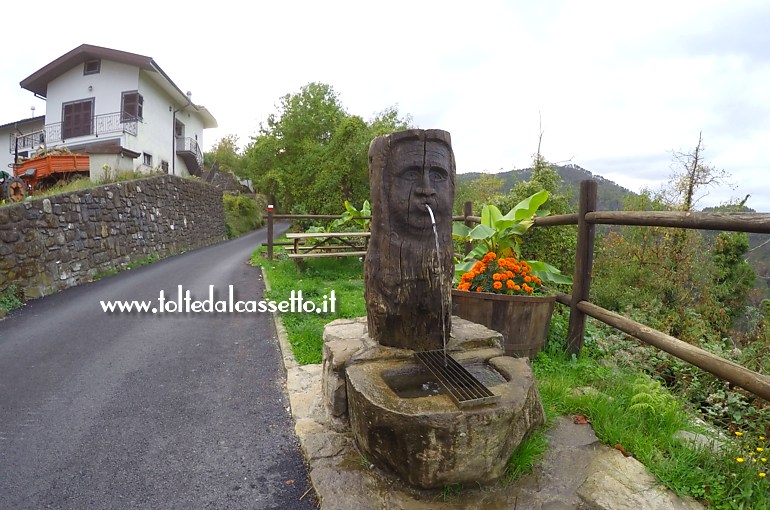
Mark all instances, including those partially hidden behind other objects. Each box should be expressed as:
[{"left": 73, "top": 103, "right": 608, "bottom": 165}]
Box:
[
  {"left": 175, "top": 136, "right": 203, "bottom": 176},
  {"left": 9, "top": 112, "right": 138, "bottom": 154}
]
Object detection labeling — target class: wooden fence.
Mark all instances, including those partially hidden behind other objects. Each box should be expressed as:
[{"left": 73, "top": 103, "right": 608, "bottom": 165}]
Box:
[{"left": 264, "top": 182, "right": 770, "bottom": 401}]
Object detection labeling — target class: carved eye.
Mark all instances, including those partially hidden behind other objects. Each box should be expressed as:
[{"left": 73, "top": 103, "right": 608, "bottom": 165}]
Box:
[
  {"left": 400, "top": 167, "right": 421, "bottom": 181},
  {"left": 430, "top": 168, "right": 448, "bottom": 182}
]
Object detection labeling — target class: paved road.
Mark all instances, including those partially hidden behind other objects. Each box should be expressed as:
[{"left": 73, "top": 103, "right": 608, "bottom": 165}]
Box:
[{"left": 0, "top": 223, "right": 318, "bottom": 510}]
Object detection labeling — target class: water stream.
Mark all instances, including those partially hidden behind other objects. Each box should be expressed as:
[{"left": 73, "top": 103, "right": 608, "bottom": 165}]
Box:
[{"left": 424, "top": 204, "right": 448, "bottom": 366}]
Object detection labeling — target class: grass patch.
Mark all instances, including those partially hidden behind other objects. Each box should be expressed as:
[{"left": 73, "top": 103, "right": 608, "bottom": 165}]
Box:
[
  {"left": 534, "top": 318, "right": 770, "bottom": 510},
  {"left": 252, "top": 248, "right": 769, "bottom": 507},
  {"left": 251, "top": 248, "right": 365, "bottom": 364},
  {"left": 505, "top": 425, "right": 550, "bottom": 481},
  {"left": 1, "top": 171, "right": 162, "bottom": 207},
  {"left": 92, "top": 253, "right": 160, "bottom": 281},
  {"left": 126, "top": 252, "right": 159, "bottom": 270},
  {"left": 0, "top": 285, "right": 25, "bottom": 316}
]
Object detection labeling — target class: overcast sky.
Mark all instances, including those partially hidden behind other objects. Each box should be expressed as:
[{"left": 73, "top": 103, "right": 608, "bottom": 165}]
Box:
[{"left": 3, "top": 0, "right": 768, "bottom": 211}]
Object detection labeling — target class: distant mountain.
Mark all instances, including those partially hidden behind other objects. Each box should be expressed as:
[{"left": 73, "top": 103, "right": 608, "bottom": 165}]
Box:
[{"left": 457, "top": 164, "right": 635, "bottom": 212}]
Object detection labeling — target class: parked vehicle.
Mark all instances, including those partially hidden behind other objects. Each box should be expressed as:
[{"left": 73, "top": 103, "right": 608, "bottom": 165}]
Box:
[{"left": 1, "top": 149, "right": 89, "bottom": 202}]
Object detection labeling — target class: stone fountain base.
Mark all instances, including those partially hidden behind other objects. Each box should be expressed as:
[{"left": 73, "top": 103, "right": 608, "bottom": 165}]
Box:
[{"left": 321, "top": 316, "right": 545, "bottom": 489}]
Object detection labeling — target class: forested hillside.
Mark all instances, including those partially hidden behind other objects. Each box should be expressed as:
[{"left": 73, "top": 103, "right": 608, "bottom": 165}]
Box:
[{"left": 457, "top": 164, "right": 634, "bottom": 211}]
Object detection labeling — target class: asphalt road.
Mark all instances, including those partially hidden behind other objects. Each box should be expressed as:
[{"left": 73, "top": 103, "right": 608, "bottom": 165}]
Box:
[{"left": 0, "top": 223, "right": 319, "bottom": 510}]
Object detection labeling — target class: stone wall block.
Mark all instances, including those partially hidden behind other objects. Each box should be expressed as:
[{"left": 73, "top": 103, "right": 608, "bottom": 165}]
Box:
[{"left": 0, "top": 175, "right": 226, "bottom": 298}]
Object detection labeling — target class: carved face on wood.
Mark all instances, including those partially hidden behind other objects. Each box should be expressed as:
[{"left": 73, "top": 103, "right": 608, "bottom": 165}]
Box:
[
  {"left": 365, "top": 129, "right": 455, "bottom": 350},
  {"left": 387, "top": 139, "right": 454, "bottom": 235}
]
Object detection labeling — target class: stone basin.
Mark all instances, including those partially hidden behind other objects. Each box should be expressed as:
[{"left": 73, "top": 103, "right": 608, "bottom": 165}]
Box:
[{"left": 345, "top": 348, "right": 545, "bottom": 489}]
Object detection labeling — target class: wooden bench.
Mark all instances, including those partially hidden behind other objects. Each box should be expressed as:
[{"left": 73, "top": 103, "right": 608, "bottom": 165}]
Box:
[{"left": 284, "top": 231, "right": 370, "bottom": 268}]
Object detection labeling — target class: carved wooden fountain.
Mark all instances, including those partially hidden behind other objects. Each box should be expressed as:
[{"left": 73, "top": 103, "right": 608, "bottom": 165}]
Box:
[{"left": 321, "top": 129, "right": 545, "bottom": 489}]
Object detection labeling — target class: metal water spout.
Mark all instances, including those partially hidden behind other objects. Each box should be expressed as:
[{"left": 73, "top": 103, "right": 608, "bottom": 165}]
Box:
[{"left": 425, "top": 203, "right": 448, "bottom": 365}]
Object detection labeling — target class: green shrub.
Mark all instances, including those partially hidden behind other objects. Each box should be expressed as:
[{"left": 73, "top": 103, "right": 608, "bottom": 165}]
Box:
[
  {"left": 0, "top": 285, "right": 24, "bottom": 315},
  {"left": 223, "top": 193, "right": 263, "bottom": 238}
]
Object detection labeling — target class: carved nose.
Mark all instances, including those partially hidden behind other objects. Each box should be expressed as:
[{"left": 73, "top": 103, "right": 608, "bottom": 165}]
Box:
[{"left": 416, "top": 172, "right": 436, "bottom": 196}]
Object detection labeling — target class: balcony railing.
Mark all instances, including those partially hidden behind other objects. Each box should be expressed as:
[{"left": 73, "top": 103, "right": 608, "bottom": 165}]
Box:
[
  {"left": 175, "top": 136, "right": 203, "bottom": 174},
  {"left": 9, "top": 112, "right": 138, "bottom": 153}
]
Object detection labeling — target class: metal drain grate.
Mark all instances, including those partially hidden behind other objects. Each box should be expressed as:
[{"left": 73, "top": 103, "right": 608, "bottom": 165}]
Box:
[{"left": 414, "top": 350, "right": 500, "bottom": 408}]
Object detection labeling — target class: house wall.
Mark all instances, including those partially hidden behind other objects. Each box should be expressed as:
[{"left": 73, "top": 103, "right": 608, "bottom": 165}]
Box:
[
  {"left": 1, "top": 125, "right": 17, "bottom": 177},
  {"left": 174, "top": 104, "right": 205, "bottom": 177},
  {"left": 132, "top": 73, "right": 175, "bottom": 174},
  {"left": 89, "top": 153, "right": 136, "bottom": 181},
  {"left": 46, "top": 60, "right": 140, "bottom": 122},
  {"left": 0, "top": 119, "right": 46, "bottom": 174},
  {"left": 0, "top": 175, "right": 226, "bottom": 299}
]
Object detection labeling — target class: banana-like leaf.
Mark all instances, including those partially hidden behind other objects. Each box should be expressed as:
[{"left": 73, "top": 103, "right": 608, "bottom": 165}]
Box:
[
  {"left": 527, "top": 260, "right": 572, "bottom": 285},
  {"left": 465, "top": 245, "right": 488, "bottom": 260},
  {"left": 481, "top": 204, "right": 503, "bottom": 228},
  {"left": 452, "top": 222, "right": 472, "bottom": 239},
  {"left": 468, "top": 223, "right": 496, "bottom": 240},
  {"left": 501, "top": 190, "right": 549, "bottom": 222}
]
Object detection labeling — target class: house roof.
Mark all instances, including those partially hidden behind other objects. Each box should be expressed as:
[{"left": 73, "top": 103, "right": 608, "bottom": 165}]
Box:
[
  {"left": 20, "top": 44, "right": 217, "bottom": 128},
  {"left": 0, "top": 115, "right": 45, "bottom": 131}
]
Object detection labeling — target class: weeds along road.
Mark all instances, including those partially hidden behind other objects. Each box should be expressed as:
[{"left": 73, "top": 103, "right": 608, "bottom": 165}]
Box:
[{"left": 0, "top": 222, "right": 318, "bottom": 510}]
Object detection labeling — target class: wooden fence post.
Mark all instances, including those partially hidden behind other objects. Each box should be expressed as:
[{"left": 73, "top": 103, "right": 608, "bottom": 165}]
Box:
[
  {"left": 567, "top": 180, "right": 598, "bottom": 355},
  {"left": 267, "top": 204, "right": 274, "bottom": 260},
  {"left": 464, "top": 201, "right": 473, "bottom": 255}
]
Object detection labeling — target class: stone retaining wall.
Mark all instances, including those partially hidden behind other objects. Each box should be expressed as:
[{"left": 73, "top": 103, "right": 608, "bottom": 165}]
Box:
[{"left": 0, "top": 175, "right": 226, "bottom": 298}]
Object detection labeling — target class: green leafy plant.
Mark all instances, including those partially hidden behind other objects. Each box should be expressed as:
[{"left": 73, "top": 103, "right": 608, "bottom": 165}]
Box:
[
  {"left": 223, "top": 193, "right": 263, "bottom": 238},
  {"left": 629, "top": 377, "right": 679, "bottom": 419},
  {"left": 0, "top": 285, "right": 24, "bottom": 315},
  {"left": 307, "top": 200, "right": 371, "bottom": 234},
  {"left": 453, "top": 190, "right": 570, "bottom": 286}
]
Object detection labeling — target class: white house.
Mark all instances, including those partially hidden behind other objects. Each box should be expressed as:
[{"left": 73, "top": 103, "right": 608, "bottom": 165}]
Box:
[
  {"left": 0, "top": 116, "right": 45, "bottom": 177},
  {"left": 5, "top": 44, "right": 216, "bottom": 180}
]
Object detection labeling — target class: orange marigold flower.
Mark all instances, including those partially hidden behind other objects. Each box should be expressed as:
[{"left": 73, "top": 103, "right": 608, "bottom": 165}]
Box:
[
  {"left": 524, "top": 276, "right": 532, "bottom": 283},
  {"left": 493, "top": 281, "right": 503, "bottom": 290},
  {"left": 476, "top": 286, "right": 483, "bottom": 292},
  {"left": 506, "top": 280, "right": 515, "bottom": 289},
  {"left": 482, "top": 252, "right": 496, "bottom": 263},
  {"left": 507, "top": 271, "right": 514, "bottom": 279},
  {"left": 492, "top": 273, "right": 502, "bottom": 281},
  {"left": 513, "top": 285, "right": 521, "bottom": 291}
]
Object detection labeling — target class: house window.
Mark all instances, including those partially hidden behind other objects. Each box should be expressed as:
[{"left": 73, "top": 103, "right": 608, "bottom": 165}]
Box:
[
  {"left": 160, "top": 160, "right": 169, "bottom": 173},
  {"left": 174, "top": 119, "right": 185, "bottom": 138},
  {"left": 121, "top": 91, "right": 143, "bottom": 122},
  {"left": 143, "top": 153, "right": 152, "bottom": 166},
  {"left": 84, "top": 59, "right": 101, "bottom": 75},
  {"left": 62, "top": 99, "right": 94, "bottom": 139}
]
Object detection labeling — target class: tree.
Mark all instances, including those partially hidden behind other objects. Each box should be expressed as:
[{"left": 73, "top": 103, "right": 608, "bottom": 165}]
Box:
[
  {"left": 204, "top": 134, "right": 242, "bottom": 175},
  {"left": 453, "top": 173, "right": 505, "bottom": 215},
  {"left": 241, "top": 83, "right": 347, "bottom": 211},
  {"left": 492, "top": 155, "right": 577, "bottom": 277},
  {"left": 666, "top": 132, "right": 731, "bottom": 212},
  {"left": 241, "top": 83, "right": 411, "bottom": 214},
  {"left": 592, "top": 134, "right": 754, "bottom": 343}
]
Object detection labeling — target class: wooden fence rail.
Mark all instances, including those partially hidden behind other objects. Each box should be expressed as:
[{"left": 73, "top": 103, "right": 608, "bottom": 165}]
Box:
[{"left": 264, "top": 186, "right": 770, "bottom": 401}]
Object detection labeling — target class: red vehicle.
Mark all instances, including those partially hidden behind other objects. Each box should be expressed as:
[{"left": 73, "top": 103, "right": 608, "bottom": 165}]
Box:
[{"left": 2, "top": 153, "right": 90, "bottom": 202}]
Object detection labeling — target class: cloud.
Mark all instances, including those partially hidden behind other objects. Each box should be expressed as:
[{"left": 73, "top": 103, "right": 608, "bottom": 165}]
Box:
[{"left": 2, "top": 0, "right": 769, "bottom": 212}]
